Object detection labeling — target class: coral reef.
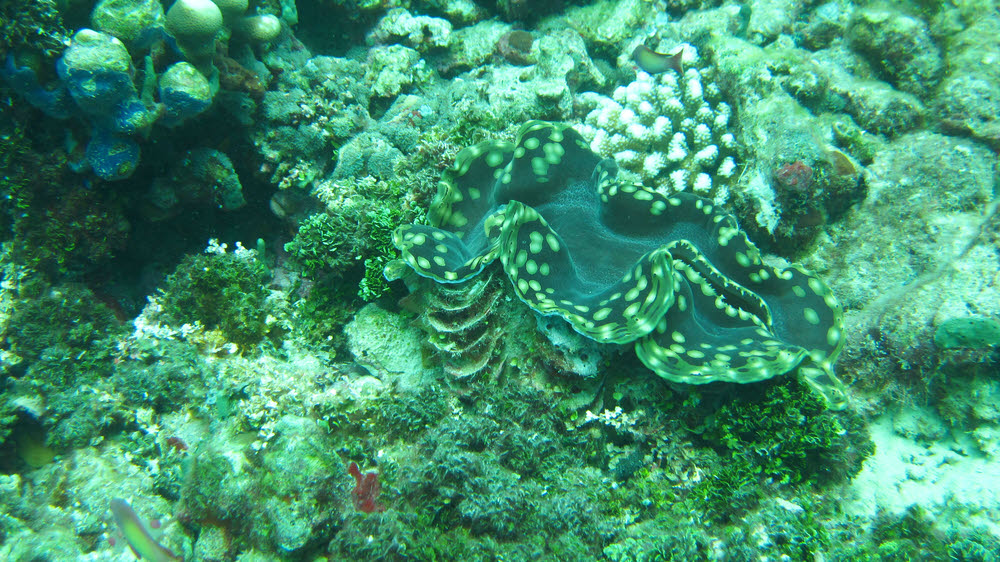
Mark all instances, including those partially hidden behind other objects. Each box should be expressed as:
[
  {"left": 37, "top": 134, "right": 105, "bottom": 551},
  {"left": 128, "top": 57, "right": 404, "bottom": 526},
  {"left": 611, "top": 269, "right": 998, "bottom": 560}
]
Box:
[
  {"left": 158, "top": 61, "right": 214, "bottom": 127},
  {"left": 91, "top": 0, "right": 164, "bottom": 45},
  {"left": 562, "top": 0, "right": 660, "bottom": 49},
  {"left": 255, "top": 53, "right": 373, "bottom": 188},
  {"left": 166, "top": 0, "right": 281, "bottom": 74},
  {"left": 2, "top": 0, "right": 1000, "bottom": 560},
  {"left": 165, "top": 0, "right": 225, "bottom": 71},
  {"left": 1, "top": 27, "right": 213, "bottom": 180},
  {"left": 734, "top": 91, "right": 866, "bottom": 253},
  {"left": 695, "top": 379, "right": 872, "bottom": 502},
  {"left": 0, "top": 119, "right": 128, "bottom": 275},
  {"left": 934, "top": 7, "right": 1000, "bottom": 148},
  {"left": 145, "top": 148, "right": 246, "bottom": 221},
  {"left": 1, "top": 281, "right": 127, "bottom": 449},
  {"left": 847, "top": 7, "right": 943, "bottom": 97},
  {"left": 54, "top": 29, "right": 155, "bottom": 179},
  {"left": 934, "top": 317, "right": 1000, "bottom": 350},
  {"left": 367, "top": 7, "right": 452, "bottom": 52},
  {"left": 2, "top": 0, "right": 282, "bottom": 183},
  {"left": 283, "top": 180, "right": 412, "bottom": 300}
]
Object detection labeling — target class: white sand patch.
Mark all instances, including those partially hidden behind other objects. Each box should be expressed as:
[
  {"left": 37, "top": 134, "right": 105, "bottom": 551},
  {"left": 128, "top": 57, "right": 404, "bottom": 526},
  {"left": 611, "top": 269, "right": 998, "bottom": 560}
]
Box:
[{"left": 845, "top": 411, "right": 1000, "bottom": 536}]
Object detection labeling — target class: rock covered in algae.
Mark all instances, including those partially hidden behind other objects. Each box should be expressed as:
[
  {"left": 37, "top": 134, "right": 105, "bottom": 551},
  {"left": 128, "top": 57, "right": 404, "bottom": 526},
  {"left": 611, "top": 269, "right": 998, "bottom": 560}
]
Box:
[
  {"left": 392, "top": 121, "right": 848, "bottom": 408},
  {"left": 90, "top": 0, "right": 164, "bottom": 45},
  {"left": 934, "top": 317, "right": 1000, "bottom": 350}
]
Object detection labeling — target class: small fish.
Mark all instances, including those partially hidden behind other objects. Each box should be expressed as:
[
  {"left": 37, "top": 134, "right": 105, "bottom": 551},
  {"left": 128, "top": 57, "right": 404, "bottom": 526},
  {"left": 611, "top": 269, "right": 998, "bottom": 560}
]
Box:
[
  {"left": 631, "top": 45, "right": 684, "bottom": 75},
  {"left": 110, "top": 498, "right": 183, "bottom": 562}
]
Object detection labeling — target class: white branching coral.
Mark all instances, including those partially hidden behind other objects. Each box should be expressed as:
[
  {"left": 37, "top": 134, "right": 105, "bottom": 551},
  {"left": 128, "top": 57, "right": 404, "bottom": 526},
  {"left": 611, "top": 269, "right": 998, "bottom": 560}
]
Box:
[
  {"left": 584, "top": 406, "right": 642, "bottom": 432},
  {"left": 575, "top": 44, "right": 739, "bottom": 204},
  {"left": 205, "top": 238, "right": 257, "bottom": 260}
]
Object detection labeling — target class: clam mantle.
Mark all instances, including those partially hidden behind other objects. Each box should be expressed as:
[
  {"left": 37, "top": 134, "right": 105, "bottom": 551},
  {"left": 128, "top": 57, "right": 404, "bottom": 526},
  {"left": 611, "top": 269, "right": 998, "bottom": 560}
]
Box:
[{"left": 392, "top": 121, "right": 847, "bottom": 409}]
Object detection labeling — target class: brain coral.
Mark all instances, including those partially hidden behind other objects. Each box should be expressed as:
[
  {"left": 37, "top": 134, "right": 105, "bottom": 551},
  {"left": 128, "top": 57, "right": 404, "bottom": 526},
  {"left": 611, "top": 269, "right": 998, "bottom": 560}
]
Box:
[{"left": 392, "top": 122, "right": 847, "bottom": 409}]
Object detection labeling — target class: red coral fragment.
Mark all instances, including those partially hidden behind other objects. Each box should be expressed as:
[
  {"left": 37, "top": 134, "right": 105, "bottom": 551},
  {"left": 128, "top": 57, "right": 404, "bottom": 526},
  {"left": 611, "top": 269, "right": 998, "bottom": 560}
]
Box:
[
  {"left": 165, "top": 436, "right": 188, "bottom": 452},
  {"left": 774, "top": 160, "right": 814, "bottom": 192},
  {"left": 348, "top": 462, "right": 386, "bottom": 513}
]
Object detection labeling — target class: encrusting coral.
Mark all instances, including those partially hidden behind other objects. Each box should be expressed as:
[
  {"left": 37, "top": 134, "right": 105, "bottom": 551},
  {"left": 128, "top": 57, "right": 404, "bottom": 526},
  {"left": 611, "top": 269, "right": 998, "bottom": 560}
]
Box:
[{"left": 392, "top": 121, "right": 847, "bottom": 408}]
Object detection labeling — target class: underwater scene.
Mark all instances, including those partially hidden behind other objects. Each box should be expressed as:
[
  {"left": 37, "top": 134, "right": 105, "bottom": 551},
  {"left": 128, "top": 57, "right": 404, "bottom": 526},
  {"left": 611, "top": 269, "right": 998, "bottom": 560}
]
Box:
[{"left": 1, "top": 0, "right": 999, "bottom": 560}]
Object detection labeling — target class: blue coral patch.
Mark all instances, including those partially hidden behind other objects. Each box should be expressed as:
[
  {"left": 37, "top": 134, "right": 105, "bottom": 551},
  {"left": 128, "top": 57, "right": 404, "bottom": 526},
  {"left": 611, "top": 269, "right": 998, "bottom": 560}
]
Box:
[{"left": 86, "top": 129, "right": 140, "bottom": 181}]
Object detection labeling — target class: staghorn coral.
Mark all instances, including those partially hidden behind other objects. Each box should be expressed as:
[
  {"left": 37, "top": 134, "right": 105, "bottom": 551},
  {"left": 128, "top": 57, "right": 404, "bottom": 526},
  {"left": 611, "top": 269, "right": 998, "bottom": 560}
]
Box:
[
  {"left": 576, "top": 44, "right": 738, "bottom": 204},
  {"left": 392, "top": 121, "right": 847, "bottom": 408}
]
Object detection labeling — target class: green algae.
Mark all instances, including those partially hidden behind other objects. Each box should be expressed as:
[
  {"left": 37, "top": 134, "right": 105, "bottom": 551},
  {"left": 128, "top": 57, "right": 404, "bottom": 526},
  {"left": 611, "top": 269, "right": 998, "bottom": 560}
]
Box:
[{"left": 156, "top": 251, "right": 271, "bottom": 348}]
